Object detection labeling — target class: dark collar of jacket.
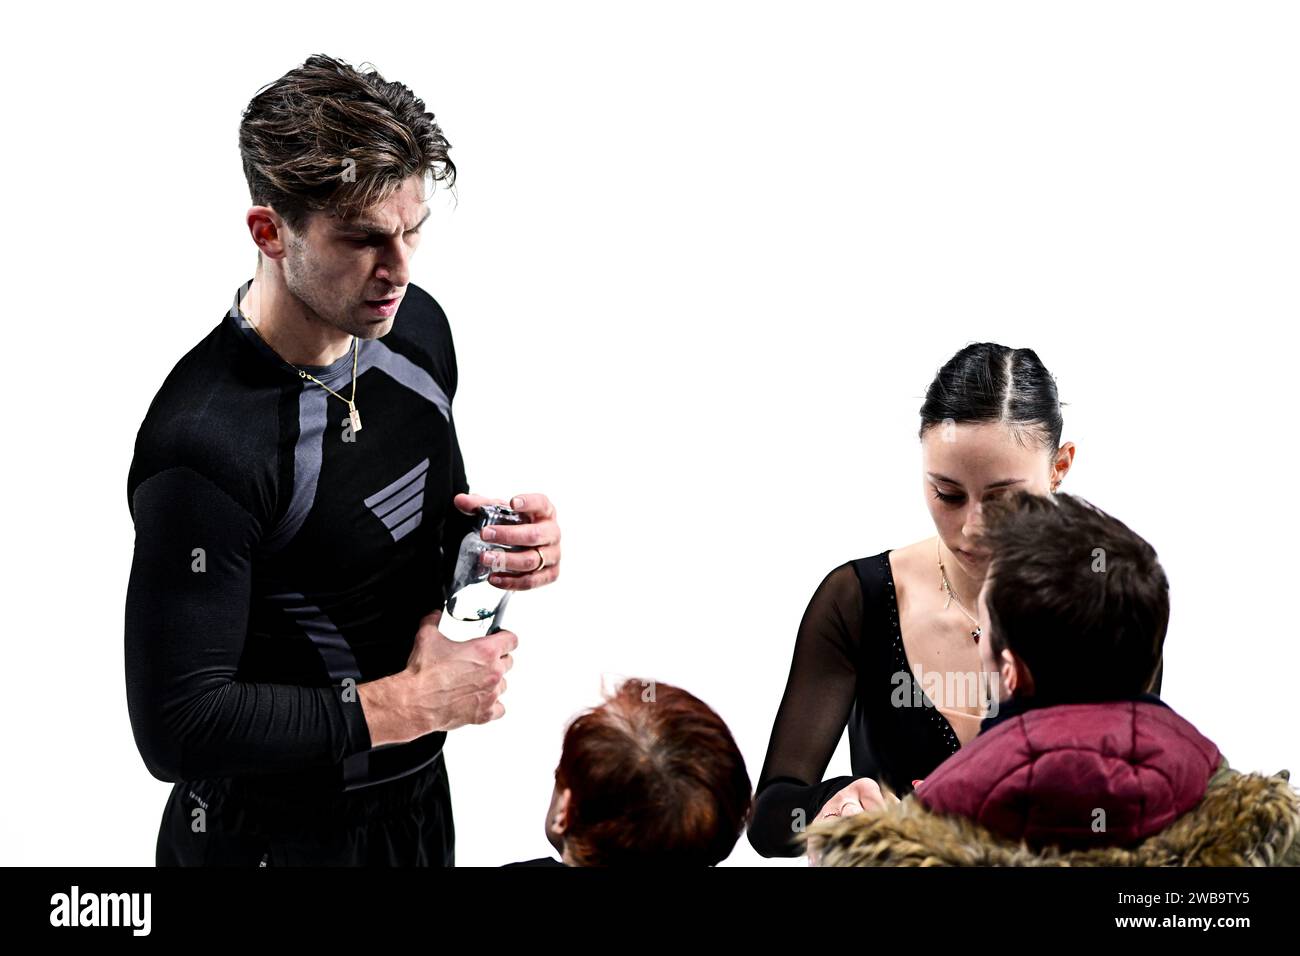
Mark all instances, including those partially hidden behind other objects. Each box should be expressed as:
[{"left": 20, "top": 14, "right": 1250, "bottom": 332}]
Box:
[{"left": 976, "top": 690, "right": 1168, "bottom": 737}]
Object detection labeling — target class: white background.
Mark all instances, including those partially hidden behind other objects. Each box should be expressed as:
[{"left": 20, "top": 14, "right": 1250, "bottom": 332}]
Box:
[{"left": 2, "top": 0, "right": 1297, "bottom": 866}]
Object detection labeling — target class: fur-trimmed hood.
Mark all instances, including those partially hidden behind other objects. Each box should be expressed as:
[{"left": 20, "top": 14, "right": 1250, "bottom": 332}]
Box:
[{"left": 806, "top": 759, "right": 1300, "bottom": 866}]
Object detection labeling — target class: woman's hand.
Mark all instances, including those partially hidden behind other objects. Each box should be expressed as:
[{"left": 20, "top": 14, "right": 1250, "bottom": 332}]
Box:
[
  {"left": 807, "top": 777, "right": 895, "bottom": 865},
  {"left": 814, "top": 777, "right": 889, "bottom": 823}
]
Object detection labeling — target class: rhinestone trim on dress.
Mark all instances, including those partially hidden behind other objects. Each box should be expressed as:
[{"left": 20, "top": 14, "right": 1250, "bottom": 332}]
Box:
[{"left": 882, "top": 552, "right": 961, "bottom": 754}]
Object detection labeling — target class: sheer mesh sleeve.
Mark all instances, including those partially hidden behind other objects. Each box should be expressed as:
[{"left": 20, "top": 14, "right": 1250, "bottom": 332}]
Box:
[{"left": 747, "top": 562, "right": 868, "bottom": 857}]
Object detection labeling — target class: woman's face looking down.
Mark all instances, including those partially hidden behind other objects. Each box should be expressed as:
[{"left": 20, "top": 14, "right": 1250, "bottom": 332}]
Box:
[{"left": 920, "top": 420, "right": 1074, "bottom": 576}]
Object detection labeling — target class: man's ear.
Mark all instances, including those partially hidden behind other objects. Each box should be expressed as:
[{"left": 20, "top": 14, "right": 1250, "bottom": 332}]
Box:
[
  {"left": 1001, "top": 649, "right": 1035, "bottom": 696},
  {"left": 246, "top": 205, "right": 290, "bottom": 260},
  {"left": 549, "top": 788, "right": 571, "bottom": 836}
]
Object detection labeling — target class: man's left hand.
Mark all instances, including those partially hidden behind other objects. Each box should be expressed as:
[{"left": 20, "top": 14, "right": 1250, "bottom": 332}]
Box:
[{"left": 452, "top": 492, "right": 561, "bottom": 591}]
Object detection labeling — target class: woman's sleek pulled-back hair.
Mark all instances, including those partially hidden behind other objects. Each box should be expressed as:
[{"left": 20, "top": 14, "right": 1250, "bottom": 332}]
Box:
[{"left": 918, "top": 343, "right": 1065, "bottom": 454}]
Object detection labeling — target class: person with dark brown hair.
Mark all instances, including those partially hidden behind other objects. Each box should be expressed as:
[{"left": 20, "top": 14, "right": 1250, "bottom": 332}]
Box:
[
  {"left": 747, "top": 343, "right": 1169, "bottom": 858},
  {"left": 125, "top": 54, "right": 561, "bottom": 866},
  {"left": 504, "top": 679, "right": 753, "bottom": 866},
  {"left": 806, "top": 490, "right": 1300, "bottom": 866}
]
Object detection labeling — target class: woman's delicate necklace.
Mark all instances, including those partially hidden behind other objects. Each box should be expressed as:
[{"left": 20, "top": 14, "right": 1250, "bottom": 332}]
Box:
[
  {"left": 937, "top": 538, "right": 982, "bottom": 642},
  {"left": 238, "top": 297, "right": 362, "bottom": 433}
]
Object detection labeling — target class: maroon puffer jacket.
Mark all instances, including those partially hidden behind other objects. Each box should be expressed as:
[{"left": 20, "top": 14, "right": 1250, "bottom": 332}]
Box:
[{"left": 913, "top": 699, "right": 1223, "bottom": 850}]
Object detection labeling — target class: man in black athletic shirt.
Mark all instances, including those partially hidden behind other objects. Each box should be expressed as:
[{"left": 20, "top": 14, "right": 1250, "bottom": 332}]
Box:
[{"left": 125, "top": 54, "right": 561, "bottom": 866}]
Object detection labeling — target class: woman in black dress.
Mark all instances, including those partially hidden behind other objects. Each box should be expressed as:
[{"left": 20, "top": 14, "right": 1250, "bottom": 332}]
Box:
[{"left": 747, "top": 342, "right": 1163, "bottom": 858}]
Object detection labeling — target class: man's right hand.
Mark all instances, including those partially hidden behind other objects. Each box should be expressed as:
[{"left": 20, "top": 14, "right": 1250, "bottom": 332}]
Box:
[{"left": 357, "top": 611, "right": 517, "bottom": 747}]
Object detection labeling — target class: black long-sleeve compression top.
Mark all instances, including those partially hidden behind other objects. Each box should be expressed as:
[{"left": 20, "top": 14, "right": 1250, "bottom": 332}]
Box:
[{"left": 124, "top": 278, "right": 478, "bottom": 798}]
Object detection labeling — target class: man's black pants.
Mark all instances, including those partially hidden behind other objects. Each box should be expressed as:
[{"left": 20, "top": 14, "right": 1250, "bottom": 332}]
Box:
[{"left": 156, "top": 750, "right": 455, "bottom": 866}]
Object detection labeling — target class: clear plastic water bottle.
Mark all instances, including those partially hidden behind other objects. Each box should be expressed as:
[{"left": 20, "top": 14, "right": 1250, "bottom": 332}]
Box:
[{"left": 440, "top": 504, "right": 529, "bottom": 641}]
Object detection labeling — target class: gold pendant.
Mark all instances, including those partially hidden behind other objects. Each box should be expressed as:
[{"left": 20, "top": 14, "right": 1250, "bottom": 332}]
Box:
[{"left": 349, "top": 406, "right": 362, "bottom": 433}]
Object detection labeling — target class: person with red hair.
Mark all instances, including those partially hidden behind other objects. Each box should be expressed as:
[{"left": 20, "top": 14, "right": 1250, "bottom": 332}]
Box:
[{"left": 504, "top": 679, "right": 753, "bottom": 866}]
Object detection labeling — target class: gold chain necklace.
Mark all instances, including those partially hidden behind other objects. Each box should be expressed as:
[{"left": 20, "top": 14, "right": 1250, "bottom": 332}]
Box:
[
  {"left": 237, "top": 298, "right": 362, "bottom": 433},
  {"left": 937, "top": 538, "right": 982, "bottom": 642}
]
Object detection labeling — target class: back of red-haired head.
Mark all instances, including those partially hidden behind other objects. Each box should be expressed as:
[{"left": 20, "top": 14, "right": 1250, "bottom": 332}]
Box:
[{"left": 556, "top": 679, "right": 752, "bottom": 866}]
